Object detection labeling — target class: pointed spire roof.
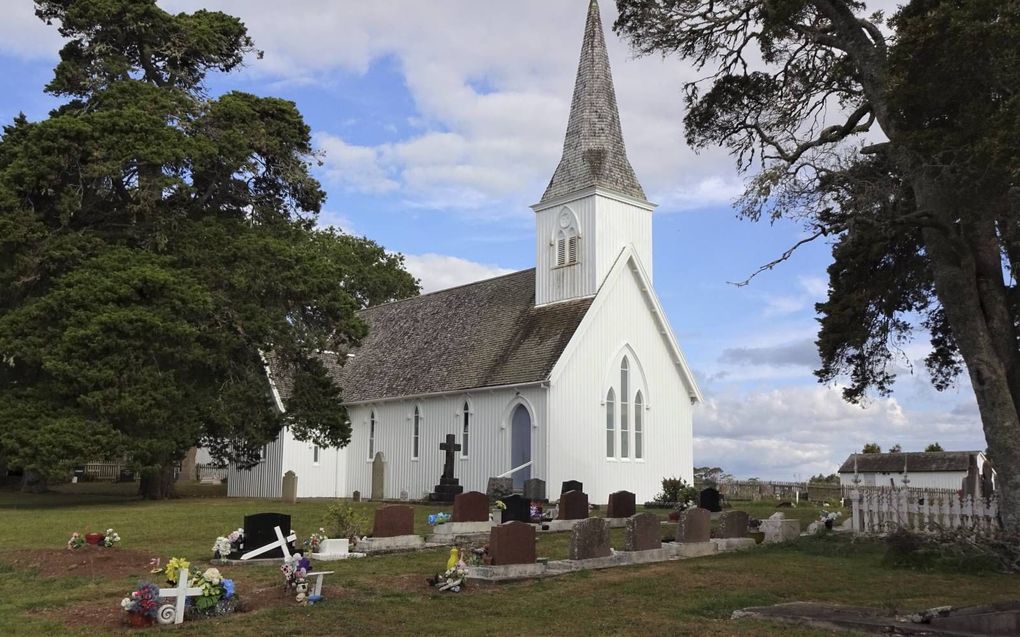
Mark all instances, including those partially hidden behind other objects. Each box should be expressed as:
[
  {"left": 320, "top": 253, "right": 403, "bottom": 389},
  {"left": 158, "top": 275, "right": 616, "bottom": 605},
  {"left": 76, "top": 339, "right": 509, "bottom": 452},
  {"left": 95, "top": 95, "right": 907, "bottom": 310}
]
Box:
[{"left": 540, "top": 0, "right": 645, "bottom": 204}]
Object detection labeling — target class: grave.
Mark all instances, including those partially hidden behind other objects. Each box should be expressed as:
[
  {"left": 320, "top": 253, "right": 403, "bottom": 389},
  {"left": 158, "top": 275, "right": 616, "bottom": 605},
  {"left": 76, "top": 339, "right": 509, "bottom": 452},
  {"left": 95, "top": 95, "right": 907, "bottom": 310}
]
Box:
[
  {"left": 568, "top": 517, "right": 611, "bottom": 560},
  {"left": 718, "top": 510, "right": 750, "bottom": 538},
  {"left": 230, "top": 512, "right": 294, "bottom": 559},
  {"left": 352, "top": 490, "right": 361, "bottom": 502},
  {"left": 500, "top": 494, "right": 531, "bottom": 523},
  {"left": 428, "top": 434, "right": 464, "bottom": 502},
  {"left": 358, "top": 504, "right": 424, "bottom": 553},
  {"left": 371, "top": 452, "right": 385, "bottom": 500},
  {"left": 282, "top": 471, "right": 298, "bottom": 504},
  {"left": 430, "top": 491, "right": 496, "bottom": 541},
  {"left": 607, "top": 490, "right": 636, "bottom": 519},
  {"left": 561, "top": 480, "right": 583, "bottom": 494},
  {"left": 490, "top": 521, "right": 537, "bottom": 566},
  {"left": 623, "top": 512, "right": 661, "bottom": 551},
  {"left": 557, "top": 489, "right": 588, "bottom": 520},
  {"left": 524, "top": 478, "right": 547, "bottom": 501},
  {"left": 699, "top": 487, "right": 722, "bottom": 512},
  {"left": 487, "top": 477, "right": 514, "bottom": 502},
  {"left": 760, "top": 513, "right": 801, "bottom": 544},
  {"left": 241, "top": 525, "right": 297, "bottom": 561},
  {"left": 311, "top": 538, "right": 366, "bottom": 561},
  {"left": 157, "top": 567, "right": 203, "bottom": 625},
  {"left": 676, "top": 507, "right": 711, "bottom": 543}
]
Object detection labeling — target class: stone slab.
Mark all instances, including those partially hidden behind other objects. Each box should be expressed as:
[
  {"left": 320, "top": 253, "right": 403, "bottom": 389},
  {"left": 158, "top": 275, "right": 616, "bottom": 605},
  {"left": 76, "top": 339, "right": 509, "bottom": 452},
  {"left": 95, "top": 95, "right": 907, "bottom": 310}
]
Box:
[
  {"left": 712, "top": 537, "right": 757, "bottom": 552},
  {"left": 762, "top": 519, "right": 801, "bottom": 544},
  {"left": 537, "top": 519, "right": 583, "bottom": 533},
  {"left": 669, "top": 541, "right": 718, "bottom": 558},
  {"left": 430, "top": 520, "right": 495, "bottom": 535},
  {"left": 311, "top": 551, "right": 366, "bottom": 561},
  {"left": 357, "top": 535, "right": 424, "bottom": 554}
]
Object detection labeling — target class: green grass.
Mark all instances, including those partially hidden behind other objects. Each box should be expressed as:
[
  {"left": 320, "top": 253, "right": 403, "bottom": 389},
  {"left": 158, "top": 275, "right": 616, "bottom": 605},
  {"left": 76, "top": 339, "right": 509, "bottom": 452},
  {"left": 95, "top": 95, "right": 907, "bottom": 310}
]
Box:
[{"left": 0, "top": 486, "right": 1013, "bottom": 636}]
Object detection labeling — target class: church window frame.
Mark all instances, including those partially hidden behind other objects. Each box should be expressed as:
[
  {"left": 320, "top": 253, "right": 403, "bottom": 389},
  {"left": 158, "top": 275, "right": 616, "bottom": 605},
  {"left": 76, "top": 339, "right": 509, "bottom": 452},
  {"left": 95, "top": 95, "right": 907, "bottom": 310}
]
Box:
[
  {"left": 312, "top": 445, "right": 320, "bottom": 465},
  {"left": 368, "top": 410, "right": 376, "bottom": 461},
  {"left": 605, "top": 388, "right": 616, "bottom": 458},
  {"left": 553, "top": 207, "right": 580, "bottom": 268},
  {"left": 634, "top": 391, "right": 644, "bottom": 460},
  {"left": 620, "top": 357, "right": 630, "bottom": 459},
  {"left": 461, "top": 401, "right": 471, "bottom": 459},
  {"left": 412, "top": 405, "right": 421, "bottom": 460}
]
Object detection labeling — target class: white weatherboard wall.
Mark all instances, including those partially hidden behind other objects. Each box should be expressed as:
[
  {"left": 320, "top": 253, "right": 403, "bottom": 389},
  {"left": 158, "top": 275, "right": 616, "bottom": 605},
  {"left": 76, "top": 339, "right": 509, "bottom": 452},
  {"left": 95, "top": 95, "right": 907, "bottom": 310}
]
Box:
[
  {"left": 839, "top": 471, "right": 967, "bottom": 490},
  {"left": 546, "top": 249, "right": 695, "bottom": 503},
  {"left": 345, "top": 387, "right": 548, "bottom": 500},
  {"left": 227, "top": 435, "right": 284, "bottom": 499},
  {"left": 281, "top": 428, "right": 348, "bottom": 498}
]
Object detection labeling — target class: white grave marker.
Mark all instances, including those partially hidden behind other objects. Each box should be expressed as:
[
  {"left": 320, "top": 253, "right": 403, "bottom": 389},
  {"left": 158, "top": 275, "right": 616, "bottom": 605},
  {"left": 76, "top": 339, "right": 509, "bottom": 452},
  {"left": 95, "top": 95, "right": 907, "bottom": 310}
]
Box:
[
  {"left": 305, "top": 570, "right": 335, "bottom": 597},
  {"left": 240, "top": 525, "right": 297, "bottom": 561},
  {"left": 157, "top": 567, "right": 203, "bottom": 625}
]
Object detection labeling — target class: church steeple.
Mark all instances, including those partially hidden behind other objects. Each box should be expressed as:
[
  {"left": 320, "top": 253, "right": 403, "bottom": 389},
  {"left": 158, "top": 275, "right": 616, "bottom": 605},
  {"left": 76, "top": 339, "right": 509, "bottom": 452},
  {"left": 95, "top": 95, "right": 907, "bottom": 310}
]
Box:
[{"left": 540, "top": 0, "right": 645, "bottom": 204}]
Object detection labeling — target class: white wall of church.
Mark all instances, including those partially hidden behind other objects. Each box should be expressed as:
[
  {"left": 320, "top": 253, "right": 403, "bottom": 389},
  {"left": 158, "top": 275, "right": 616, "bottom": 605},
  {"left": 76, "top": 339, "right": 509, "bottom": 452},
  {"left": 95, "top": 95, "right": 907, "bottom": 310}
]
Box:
[
  {"left": 281, "top": 428, "right": 349, "bottom": 498},
  {"left": 343, "top": 387, "right": 548, "bottom": 500},
  {"left": 226, "top": 434, "right": 285, "bottom": 499},
  {"left": 546, "top": 254, "right": 695, "bottom": 503}
]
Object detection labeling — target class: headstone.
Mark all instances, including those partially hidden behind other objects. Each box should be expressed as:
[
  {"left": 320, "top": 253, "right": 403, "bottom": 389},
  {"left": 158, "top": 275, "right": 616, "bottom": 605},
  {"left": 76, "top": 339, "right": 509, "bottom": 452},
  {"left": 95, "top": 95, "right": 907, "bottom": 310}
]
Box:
[
  {"left": 676, "top": 507, "right": 711, "bottom": 543},
  {"left": 372, "top": 504, "right": 415, "bottom": 538},
  {"left": 500, "top": 493, "right": 531, "bottom": 523},
  {"left": 157, "top": 567, "right": 203, "bottom": 624},
  {"left": 761, "top": 516, "right": 801, "bottom": 544},
  {"left": 282, "top": 470, "right": 298, "bottom": 504},
  {"left": 568, "top": 517, "right": 611, "bottom": 560},
  {"left": 452, "top": 491, "right": 489, "bottom": 522},
  {"left": 429, "top": 434, "right": 464, "bottom": 502},
  {"left": 371, "top": 452, "right": 386, "bottom": 500},
  {"left": 352, "top": 490, "right": 361, "bottom": 502},
  {"left": 698, "top": 487, "right": 722, "bottom": 512},
  {"left": 624, "top": 512, "right": 662, "bottom": 551},
  {"left": 718, "top": 510, "right": 750, "bottom": 538},
  {"left": 489, "top": 521, "right": 537, "bottom": 565},
  {"left": 240, "top": 525, "right": 297, "bottom": 560},
  {"left": 400, "top": 490, "right": 408, "bottom": 501},
  {"left": 486, "top": 477, "right": 513, "bottom": 502},
  {"left": 523, "top": 478, "right": 547, "bottom": 501},
  {"left": 177, "top": 447, "right": 199, "bottom": 483},
  {"left": 606, "top": 490, "right": 636, "bottom": 518},
  {"left": 561, "top": 480, "right": 583, "bottom": 495},
  {"left": 237, "top": 513, "right": 294, "bottom": 558},
  {"left": 557, "top": 489, "right": 588, "bottom": 520}
]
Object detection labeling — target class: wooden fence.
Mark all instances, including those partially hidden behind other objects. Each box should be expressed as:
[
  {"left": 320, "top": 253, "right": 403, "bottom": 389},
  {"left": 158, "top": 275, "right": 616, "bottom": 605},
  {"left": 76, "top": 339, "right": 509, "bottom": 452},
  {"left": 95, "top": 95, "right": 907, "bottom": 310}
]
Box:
[
  {"left": 695, "top": 480, "right": 848, "bottom": 503},
  {"left": 849, "top": 488, "right": 1000, "bottom": 535}
]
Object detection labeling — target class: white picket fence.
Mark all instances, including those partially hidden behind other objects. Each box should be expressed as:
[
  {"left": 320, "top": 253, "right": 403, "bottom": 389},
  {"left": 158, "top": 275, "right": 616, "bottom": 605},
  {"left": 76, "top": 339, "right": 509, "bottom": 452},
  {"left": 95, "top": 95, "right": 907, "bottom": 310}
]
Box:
[{"left": 849, "top": 488, "right": 1000, "bottom": 535}]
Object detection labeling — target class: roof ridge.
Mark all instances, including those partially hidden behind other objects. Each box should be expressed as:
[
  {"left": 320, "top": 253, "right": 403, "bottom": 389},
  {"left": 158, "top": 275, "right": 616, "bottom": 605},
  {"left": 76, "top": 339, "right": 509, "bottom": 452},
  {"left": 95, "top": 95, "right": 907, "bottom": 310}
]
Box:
[{"left": 362, "top": 267, "right": 535, "bottom": 313}]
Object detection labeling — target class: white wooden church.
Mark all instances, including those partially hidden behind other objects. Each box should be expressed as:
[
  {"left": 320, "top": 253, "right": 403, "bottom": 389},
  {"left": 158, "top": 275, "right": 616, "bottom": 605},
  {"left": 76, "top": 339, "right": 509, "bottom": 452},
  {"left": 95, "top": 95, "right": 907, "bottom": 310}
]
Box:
[{"left": 228, "top": 0, "right": 702, "bottom": 504}]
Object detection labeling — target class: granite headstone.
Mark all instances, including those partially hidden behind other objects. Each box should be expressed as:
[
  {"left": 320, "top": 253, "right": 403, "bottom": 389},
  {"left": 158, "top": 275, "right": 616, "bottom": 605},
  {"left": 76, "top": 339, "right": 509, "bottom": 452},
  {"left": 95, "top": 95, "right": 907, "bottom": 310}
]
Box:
[
  {"left": 372, "top": 505, "right": 415, "bottom": 538},
  {"left": 500, "top": 494, "right": 531, "bottom": 523},
  {"left": 568, "top": 517, "right": 611, "bottom": 560},
  {"left": 238, "top": 512, "right": 294, "bottom": 559},
  {"left": 557, "top": 489, "right": 589, "bottom": 520},
  {"left": 607, "top": 490, "right": 636, "bottom": 518},
  {"left": 718, "top": 510, "right": 750, "bottom": 538},
  {"left": 489, "top": 521, "right": 537, "bottom": 566},
  {"left": 452, "top": 491, "right": 490, "bottom": 522},
  {"left": 623, "top": 512, "right": 662, "bottom": 551},
  {"left": 698, "top": 487, "right": 722, "bottom": 512},
  {"left": 561, "top": 480, "right": 583, "bottom": 495},
  {"left": 676, "top": 507, "right": 711, "bottom": 543},
  {"left": 523, "top": 478, "right": 547, "bottom": 501}
]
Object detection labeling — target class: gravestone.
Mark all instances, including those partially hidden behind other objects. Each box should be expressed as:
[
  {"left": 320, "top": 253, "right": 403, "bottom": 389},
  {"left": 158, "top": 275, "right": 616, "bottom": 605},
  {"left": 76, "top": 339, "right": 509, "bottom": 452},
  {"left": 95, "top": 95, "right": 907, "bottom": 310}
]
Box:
[
  {"left": 607, "top": 490, "right": 636, "bottom": 518},
  {"left": 568, "top": 518, "right": 611, "bottom": 560},
  {"left": 372, "top": 505, "right": 415, "bottom": 538},
  {"left": 698, "top": 487, "right": 722, "bottom": 512},
  {"left": 429, "top": 434, "right": 464, "bottom": 502},
  {"left": 557, "top": 489, "right": 589, "bottom": 520},
  {"left": 400, "top": 490, "right": 408, "bottom": 501},
  {"left": 761, "top": 513, "right": 801, "bottom": 544},
  {"left": 282, "top": 471, "right": 298, "bottom": 504},
  {"left": 718, "top": 510, "right": 750, "bottom": 538},
  {"left": 676, "top": 507, "right": 711, "bottom": 543},
  {"left": 489, "top": 521, "right": 537, "bottom": 565},
  {"left": 561, "top": 480, "right": 583, "bottom": 495},
  {"left": 486, "top": 477, "right": 513, "bottom": 502},
  {"left": 452, "top": 491, "right": 490, "bottom": 522},
  {"left": 236, "top": 512, "right": 294, "bottom": 559},
  {"left": 500, "top": 494, "right": 531, "bottom": 523},
  {"left": 352, "top": 490, "right": 361, "bottom": 502},
  {"left": 624, "top": 512, "right": 662, "bottom": 551},
  {"left": 523, "top": 478, "right": 547, "bottom": 501},
  {"left": 371, "top": 452, "right": 386, "bottom": 500}
]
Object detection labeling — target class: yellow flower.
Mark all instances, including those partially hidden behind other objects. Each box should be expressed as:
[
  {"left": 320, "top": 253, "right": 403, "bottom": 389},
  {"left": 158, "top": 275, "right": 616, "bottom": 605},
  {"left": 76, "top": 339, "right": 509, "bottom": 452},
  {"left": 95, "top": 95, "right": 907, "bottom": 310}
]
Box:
[{"left": 164, "top": 557, "right": 191, "bottom": 583}]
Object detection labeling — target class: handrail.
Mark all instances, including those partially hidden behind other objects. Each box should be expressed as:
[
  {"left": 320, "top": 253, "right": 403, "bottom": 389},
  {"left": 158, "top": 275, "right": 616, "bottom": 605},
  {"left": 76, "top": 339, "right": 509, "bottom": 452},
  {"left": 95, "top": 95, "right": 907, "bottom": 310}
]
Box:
[{"left": 496, "top": 461, "right": 532, "bottom": 479}]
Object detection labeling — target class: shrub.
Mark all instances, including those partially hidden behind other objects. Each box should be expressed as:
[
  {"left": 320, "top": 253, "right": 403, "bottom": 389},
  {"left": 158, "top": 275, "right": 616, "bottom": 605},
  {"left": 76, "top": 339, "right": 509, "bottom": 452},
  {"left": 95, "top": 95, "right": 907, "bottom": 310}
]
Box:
[
  {"left": 882, "top": 527, "right": 1019, "bottom": 573},
  {"left": 323, "top": 502, "right": 369, "bottom": 540},
  {"left": 654, "top": 476, "right": 698, "bottom": 505}
]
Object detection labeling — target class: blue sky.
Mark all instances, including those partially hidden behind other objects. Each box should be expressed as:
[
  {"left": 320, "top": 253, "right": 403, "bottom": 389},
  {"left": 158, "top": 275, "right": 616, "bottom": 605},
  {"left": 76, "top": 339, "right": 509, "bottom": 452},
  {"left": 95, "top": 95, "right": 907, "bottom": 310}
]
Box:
[{"left": 0, "top": 1, "right": 985, "bottom": 479}]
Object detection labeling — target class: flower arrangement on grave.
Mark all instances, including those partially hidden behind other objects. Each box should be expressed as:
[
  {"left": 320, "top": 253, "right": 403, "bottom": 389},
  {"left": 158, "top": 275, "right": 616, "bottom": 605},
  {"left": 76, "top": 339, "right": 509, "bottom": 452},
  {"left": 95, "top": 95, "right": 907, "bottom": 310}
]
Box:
[
  {"left": 427, "top": 512, "right": 452, "bottom": 526},
  {"left": 426, "top": 547, "right": 467, "bottom": 592},
  {"left": 102, "top": 528, "right": 122, "bottom": 547},
  {"left": 818, "top": 509, "right": 842, "bottom": 530},
  {"left": 67, "top": 528, "right": 120, "bottom": 549},
  {"left": 67, "top": 532, "right": 85, "bottom": 550},
  {"left": 164, "top": 557, "right": 191, "bottom": 584},
  {"left": 121, "top": 582, "right": 161, "bottom": 626},
  {"left": 211, "top": 528, "right": 244, "bottom": 558},
  {"left": 529, "top": 502, "right": 544, "bottom": 522},
  {"left": 281, "top": 552, "right": 312, "bottom": 601},
  {"left": 303, "top": 528, "right": 328, "bottom": 553},
  {"left": 495, "top": 500, "right": 507, "bottom": 510},
  {"left": 189, "top": 567, "right": 237, "bottom": 616}
]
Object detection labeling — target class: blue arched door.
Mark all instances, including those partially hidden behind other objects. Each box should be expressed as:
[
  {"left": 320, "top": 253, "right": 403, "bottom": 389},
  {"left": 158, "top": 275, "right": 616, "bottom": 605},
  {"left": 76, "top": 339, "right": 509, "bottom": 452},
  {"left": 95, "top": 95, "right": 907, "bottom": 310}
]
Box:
[{"left": 510, "top": 404, "right": 532, "bottom": 490}]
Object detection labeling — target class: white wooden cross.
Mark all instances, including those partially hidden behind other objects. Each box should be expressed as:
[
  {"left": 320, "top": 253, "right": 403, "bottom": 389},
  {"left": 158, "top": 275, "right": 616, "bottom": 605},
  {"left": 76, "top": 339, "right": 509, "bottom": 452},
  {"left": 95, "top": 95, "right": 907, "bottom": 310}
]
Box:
[
  {"left": 305, "top": 570, "right": 335, "bottom": 597},
  {"left": 240, "top": 525, "right": 297, "bottom": 561},
  {"left": 158, "top": 567, "right": 203, "bottom": 625}
]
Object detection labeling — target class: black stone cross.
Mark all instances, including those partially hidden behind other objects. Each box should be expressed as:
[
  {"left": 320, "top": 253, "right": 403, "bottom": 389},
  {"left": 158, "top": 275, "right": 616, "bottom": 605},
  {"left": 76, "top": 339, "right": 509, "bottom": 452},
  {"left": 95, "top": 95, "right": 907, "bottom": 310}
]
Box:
[{"left": 439, "top": 434, "right": 461, "bottom": 480}]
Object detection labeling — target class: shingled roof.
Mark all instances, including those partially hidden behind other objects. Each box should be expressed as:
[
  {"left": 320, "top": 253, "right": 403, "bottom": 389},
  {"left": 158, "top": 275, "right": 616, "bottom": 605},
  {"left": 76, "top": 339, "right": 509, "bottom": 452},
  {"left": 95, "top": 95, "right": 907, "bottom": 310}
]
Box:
[
  {"left": 540, "top": 0, "right": 646, "bottom": 204},
  {"left": 281, "top": 269, "right": 590, "bottom": 404},
  {"left": 838, "top": 451, "right": 979, "bottom": 474}
]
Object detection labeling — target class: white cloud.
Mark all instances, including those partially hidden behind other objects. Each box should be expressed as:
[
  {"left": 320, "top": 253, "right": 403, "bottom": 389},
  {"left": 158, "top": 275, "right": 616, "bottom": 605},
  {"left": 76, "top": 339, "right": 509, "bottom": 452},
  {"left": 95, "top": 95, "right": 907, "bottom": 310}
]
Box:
[
  {"left": 315, "top": 134, "right": 399, "bottom": 194},
  {"left": 402, "top": 253, "right": 515, "bottom": 294}
]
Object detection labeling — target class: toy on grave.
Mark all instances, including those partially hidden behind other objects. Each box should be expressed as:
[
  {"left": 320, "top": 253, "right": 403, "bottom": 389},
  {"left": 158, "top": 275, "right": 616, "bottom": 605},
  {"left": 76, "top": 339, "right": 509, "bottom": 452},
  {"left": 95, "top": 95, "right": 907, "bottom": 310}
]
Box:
[{"left": 427, "top": 547, "right": 467, "bottom": 592}]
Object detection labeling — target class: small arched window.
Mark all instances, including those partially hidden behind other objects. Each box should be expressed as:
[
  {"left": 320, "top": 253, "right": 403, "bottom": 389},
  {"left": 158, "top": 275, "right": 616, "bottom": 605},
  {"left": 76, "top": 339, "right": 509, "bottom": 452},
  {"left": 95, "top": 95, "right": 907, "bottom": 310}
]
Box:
[
  {"left": 554, "top": 208, "right": 579, "bottom": 267},
  {"left": 312, "top": 445, "right": 320, "bottom": 465},
  {"left": 620, "top": 357, "right": 630, "bottom": 458},
  {"left": 461, "top": 402, "right": 470, "bottom": 459},
  {"left": 605, "top": 388, "right": 616, "bottom": 458},
  {"left": 368, "top": 410, "right": 376, "bottom": 460},
  {"left": 412, "top": 406, "right": 420, "bottom": 459},
  {"left": 634, "top": 391, "right": 643, "bottom": 459}
]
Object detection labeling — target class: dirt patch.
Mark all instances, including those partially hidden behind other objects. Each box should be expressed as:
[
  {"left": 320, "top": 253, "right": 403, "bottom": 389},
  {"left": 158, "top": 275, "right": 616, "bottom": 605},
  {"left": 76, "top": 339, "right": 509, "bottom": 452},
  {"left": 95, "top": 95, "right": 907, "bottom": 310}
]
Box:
[{"left": 0, "top": 546, "right": 159, "bottom": 580}]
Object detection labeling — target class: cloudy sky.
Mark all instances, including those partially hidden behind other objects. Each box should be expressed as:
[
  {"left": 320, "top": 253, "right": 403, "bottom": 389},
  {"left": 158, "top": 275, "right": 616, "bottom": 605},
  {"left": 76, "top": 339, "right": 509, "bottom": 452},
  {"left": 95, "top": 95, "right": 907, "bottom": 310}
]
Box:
[{"left": 0, "top": 1, "right": 986, "bottom": 479}]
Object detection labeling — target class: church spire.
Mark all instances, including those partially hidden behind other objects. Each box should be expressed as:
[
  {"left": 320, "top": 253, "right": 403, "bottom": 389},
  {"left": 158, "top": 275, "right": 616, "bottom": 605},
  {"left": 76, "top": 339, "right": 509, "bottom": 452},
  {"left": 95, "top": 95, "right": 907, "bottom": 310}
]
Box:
[{"left": 540, "top": 0, "right": 645, "bottom": 204}]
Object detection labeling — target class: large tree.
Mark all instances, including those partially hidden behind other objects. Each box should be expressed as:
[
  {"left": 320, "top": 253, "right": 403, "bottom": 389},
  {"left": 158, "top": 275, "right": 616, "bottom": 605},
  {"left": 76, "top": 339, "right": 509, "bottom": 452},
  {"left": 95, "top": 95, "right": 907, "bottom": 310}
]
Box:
[
  {"left": 615, "top": 0, "right": 1020, "bottom": 528},
  {"left": 0, "top": 1, "right": 418, "bottom": 497}
]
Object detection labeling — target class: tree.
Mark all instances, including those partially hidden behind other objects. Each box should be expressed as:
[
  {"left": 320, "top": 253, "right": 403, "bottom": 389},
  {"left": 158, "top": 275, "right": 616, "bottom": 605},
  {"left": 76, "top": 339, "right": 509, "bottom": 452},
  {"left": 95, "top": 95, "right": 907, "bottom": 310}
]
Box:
[
  {"left": 0, "top": 1, "right": 418, "bottom": 497},
  {"left": 809, "top": 473, "right": 839, "bottom": 484},
  {"left": 862, "top": 443, "right": 882, "bottom": 454},
  {"left": 889, "top": 444, "right": 903, "bottom": 453},
  {"left": 694, "top": 466, "right": 732, "bottom": 483},
  {"left": 926, "top": 442, "right": 945, "bottom": 453},
  {"left": 615, "top": 0, "right": 1020, "bottom": 529}
]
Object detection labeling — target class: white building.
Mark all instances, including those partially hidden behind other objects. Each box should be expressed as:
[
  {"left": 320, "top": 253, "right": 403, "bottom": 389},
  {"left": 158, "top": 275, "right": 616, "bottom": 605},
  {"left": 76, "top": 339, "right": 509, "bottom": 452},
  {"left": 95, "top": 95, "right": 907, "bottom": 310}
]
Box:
[
  {"left": 837, "top": 451, "right": 996, "bottom": 496},
  {"left": 229, "top": 0, "right": 702, "bottom": 504}
]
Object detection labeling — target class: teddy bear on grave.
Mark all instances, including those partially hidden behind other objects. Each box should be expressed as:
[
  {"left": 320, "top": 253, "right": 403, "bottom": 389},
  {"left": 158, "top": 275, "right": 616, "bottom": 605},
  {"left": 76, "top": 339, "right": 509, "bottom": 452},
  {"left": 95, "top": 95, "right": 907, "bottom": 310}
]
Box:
[{"left": 295, "top": 580, "right": 309, "bottom": 605}]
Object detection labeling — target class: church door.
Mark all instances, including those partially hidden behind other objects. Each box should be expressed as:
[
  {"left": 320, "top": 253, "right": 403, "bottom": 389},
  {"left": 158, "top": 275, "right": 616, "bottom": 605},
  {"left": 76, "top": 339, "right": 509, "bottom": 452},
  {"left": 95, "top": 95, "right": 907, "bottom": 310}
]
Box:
[{"left": 510, "top": 404, "right": 532, "bottom": 490}]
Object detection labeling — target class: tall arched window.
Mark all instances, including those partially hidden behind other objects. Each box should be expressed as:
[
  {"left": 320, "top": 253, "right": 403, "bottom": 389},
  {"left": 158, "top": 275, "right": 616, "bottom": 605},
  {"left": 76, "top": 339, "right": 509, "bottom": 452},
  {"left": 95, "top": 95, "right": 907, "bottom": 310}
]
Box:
[
  {"left": 461, "top": 402, "right": 470, "bottom": 459},
  {"left": 412, "top": 406, "right": 420, "bottom": 459},
  {"left": 555, "top": 208, "right": 579, "bottom": 267},
  {"left": 634, "top": 391, "right": 643, "bottom": 459},
  {"left": 368, "top": 410, "right": 376, "bottom": 460},
  {"left": 605, "top": 388, "right": 616, "bottom": 458},
  {"left": 620, "top": 357, "right": 630, "bottom": 458}
]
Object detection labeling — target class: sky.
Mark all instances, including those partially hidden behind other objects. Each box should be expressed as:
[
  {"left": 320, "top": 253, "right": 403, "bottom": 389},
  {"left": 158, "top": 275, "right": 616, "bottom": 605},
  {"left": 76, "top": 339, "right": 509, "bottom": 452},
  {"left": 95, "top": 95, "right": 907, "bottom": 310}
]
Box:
[{"left": 0, "top": 0, "right": 987, "bottom": 480}]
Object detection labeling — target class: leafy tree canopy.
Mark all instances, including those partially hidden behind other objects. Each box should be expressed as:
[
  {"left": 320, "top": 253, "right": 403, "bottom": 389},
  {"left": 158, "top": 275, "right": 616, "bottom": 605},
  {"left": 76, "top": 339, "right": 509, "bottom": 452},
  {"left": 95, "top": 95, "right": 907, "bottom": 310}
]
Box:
[
  {"left": 861, "top": 443, "right": 882, "bottom": 454},
  {"left": 925, "top": 442, "right": 944, "bottom": 453}
]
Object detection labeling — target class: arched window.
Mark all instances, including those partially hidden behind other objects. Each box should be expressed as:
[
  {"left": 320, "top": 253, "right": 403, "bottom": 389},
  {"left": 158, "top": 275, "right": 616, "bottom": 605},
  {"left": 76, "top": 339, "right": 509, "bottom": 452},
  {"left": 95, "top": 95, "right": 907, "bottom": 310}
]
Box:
[
  {"left": 620, "top": 357, "right": 630, "bottom": 458},
  {"left": 554, "top": 208, "right": 579, "bottom": 267},
  {"left": 461, "top": 402, "right": 470, "bottom": 459},
  {"left": 412, "top": 406, "right": 420, "bottom": 459},
  {"left": 368, "top": 410, "right": 376, "bottom": 460},
  {"left": 634, "top": 391, "right": 643, "bottom": 459},
  {"left": 312, "top": 445, "right": 320, "bottom": 465},
  {"left": 605, "top": 388, "right": 616, "bottom": 458}
]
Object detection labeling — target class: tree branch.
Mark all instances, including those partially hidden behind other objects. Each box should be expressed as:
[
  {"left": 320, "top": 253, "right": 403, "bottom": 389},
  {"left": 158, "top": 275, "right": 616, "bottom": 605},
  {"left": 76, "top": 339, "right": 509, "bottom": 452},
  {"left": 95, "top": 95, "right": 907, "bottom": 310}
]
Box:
[{"left": 728, "top": 228, "right": 828, "bottom": 287}]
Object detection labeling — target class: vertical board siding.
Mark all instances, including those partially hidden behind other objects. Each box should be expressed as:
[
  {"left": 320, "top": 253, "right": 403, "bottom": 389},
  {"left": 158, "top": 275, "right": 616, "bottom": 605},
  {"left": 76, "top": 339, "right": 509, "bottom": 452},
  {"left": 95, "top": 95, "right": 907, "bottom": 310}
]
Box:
[
  {"left": 227, "top": 433, "right": 284, "bottom": 499},
  {"left": 280, "top": 429, "right": 349, "bottom": 498},
  {"left": 548, "top": 259, "right": 693, "bottom": 504},
  {"left": 839, "top": 471, "right": 968, "bottom": 491}
]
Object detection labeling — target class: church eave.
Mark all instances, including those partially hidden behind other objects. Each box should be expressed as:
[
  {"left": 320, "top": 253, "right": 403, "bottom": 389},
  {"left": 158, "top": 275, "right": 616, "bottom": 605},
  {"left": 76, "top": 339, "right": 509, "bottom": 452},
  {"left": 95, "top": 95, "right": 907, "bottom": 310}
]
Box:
[{"left": 531, "top": 185, "right": 656, "bottom": 212}]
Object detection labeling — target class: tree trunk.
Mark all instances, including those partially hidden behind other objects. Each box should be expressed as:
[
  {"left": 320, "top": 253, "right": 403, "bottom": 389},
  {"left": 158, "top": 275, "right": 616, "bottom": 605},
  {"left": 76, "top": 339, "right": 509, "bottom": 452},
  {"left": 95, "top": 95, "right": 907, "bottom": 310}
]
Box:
[
  {"left": 139, "top": 464, "right": 177, "bottom": 500},
  {"left": 20, "top": 469, "right": 48, "bottom": 493}
]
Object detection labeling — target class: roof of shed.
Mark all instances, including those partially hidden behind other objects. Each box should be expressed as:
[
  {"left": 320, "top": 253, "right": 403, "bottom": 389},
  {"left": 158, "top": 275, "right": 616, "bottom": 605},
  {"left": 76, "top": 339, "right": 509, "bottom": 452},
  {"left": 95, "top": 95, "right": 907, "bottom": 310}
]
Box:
[{"left": 837, "top": 451, "right": 979, "bottom": 474}]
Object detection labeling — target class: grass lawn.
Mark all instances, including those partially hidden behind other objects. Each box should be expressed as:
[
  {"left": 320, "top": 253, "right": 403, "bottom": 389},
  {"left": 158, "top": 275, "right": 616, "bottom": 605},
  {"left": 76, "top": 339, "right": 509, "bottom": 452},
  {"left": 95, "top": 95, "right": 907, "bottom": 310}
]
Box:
[{"left": 0, "top": 486, "right": 1014, "bottom": 636}]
